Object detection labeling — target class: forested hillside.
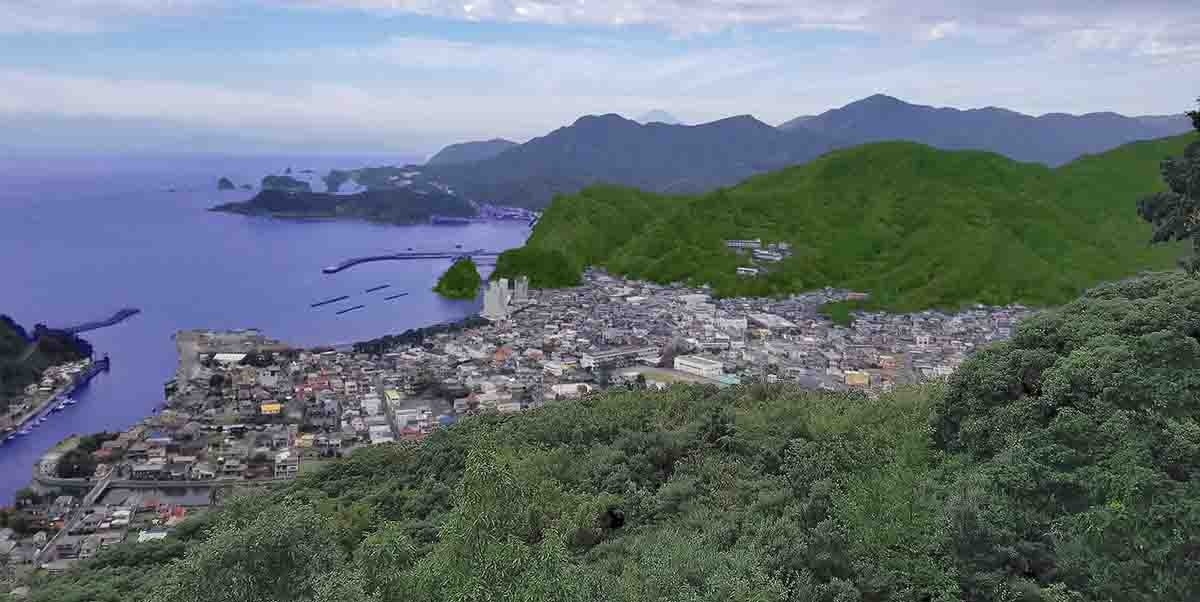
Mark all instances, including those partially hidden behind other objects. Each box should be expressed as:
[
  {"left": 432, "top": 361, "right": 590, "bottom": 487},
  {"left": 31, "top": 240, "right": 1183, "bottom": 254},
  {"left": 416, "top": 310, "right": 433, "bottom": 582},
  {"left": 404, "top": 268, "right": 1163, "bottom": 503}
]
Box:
[
  {"left": 0, "top": 316, "right": 91, "bottom": 413},
  {"left": 18, "top": 271, "right": 1200, "bottom": 601},
  {"left": 497, "top": 133, "right": 1196, "bottom": 311}
]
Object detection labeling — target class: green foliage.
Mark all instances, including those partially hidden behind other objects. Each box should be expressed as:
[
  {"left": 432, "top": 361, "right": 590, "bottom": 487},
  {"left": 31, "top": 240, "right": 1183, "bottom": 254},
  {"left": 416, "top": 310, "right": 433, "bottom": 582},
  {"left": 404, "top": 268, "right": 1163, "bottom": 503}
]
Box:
[
  {"left": 433, "top": 258, "right": 482, "bottom": 299},
  {"left": 932, "top": 271, "right": 1200, "bottom": 600},
  {"left": 212, "top": 187, "right": 475, "bottom": 226},
  {"left": 1136, "top": 101, "right": 1200, "bottom": 273},
  {"left": 514, "top": 136, "right": 1196, "bottom": 311},
  {"left": 260, "top": 174, "right": 311, "bottom": 193},
  {"left": 491, "top": 246, "right": 581, "bottom": 288},
  {"left": 0, "top": 316, "right": 91, "bottom": 413},
  {"left": 57, "top": 432, "right": 118, "bottom": 478},
  {"left": 29, "top": 274, "right": 1200, "bottom": 600}
]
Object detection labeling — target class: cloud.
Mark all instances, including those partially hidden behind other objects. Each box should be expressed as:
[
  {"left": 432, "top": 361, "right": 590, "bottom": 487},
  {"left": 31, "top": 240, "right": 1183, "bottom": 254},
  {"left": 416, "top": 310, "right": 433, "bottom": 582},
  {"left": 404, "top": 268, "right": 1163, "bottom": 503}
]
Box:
[{"left": 0, "top": 0, "right": 221, "bottom": 33}]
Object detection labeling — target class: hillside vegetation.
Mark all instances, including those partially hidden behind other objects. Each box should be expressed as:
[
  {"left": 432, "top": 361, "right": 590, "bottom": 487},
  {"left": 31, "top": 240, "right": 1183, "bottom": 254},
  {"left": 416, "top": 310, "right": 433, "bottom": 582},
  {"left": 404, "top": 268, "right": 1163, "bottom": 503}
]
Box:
[
  {"left": 0, "top": 316, "right": 91, "bottom": 414},
  {"left": 498, "top": 133, "right": 1195, "bottom": 311},
  {"left": 20, "top": 271, "right": 1200, "bottom": 601},
  {"left": 432, "top": 258, "right": 482, "bottom": 300}
]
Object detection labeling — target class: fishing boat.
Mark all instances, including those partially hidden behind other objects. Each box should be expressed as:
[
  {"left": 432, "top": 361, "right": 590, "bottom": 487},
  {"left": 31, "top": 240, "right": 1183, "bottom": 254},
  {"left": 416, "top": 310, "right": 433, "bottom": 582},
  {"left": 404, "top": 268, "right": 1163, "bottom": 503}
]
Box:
[
  {"left": 17, "top": 428, "right": 32, "bottom": 436},
  {"left": 65, "top": 397, "right": 77, "bottom": 406}
]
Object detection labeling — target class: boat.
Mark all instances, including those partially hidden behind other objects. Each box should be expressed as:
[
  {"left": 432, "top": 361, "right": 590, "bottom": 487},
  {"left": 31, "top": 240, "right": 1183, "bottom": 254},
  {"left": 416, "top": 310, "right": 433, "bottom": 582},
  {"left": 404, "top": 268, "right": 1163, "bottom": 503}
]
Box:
[
  {"left": 51, "top": 403, "right": 65, "bottom": 413},
  {"left": 17, "top": 428, "right": 32, "bottom": 436},
  {"left": 65, "top": 397, "right": 77, "bottom": 406}
]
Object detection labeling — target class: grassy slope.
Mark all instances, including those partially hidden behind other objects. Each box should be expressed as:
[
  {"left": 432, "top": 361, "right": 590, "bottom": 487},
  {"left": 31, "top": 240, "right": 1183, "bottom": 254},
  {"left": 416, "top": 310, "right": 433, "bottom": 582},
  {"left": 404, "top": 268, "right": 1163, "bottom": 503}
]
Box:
[{"left": 521, "top": 133, "right": 1195, "bottom": 311}]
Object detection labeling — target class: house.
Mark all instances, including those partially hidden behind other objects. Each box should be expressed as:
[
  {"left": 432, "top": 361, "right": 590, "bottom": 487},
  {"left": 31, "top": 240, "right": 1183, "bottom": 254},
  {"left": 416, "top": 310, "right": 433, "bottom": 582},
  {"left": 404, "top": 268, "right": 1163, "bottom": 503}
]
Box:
[
  {"left": 725, "top": 239, "right": 762, "bottom": 250},
  {"left": 273, "top": 451, "right": 300, "bottom": 479}
]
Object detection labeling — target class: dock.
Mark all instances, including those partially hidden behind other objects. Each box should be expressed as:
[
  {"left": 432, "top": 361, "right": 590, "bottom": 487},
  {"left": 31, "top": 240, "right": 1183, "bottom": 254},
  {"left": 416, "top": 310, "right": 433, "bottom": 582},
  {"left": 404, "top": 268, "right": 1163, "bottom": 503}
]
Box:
[
  {"left": 3, "top": 356, "right": 109, "bottom": 441},
  {"left": 322, "top": 249, "right": 502, "bottom": 274}
]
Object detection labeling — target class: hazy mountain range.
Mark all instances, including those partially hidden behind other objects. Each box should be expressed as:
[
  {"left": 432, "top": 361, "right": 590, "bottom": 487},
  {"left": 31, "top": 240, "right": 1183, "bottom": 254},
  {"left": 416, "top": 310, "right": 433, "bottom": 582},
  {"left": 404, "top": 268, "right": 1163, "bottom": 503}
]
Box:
[
  {"left": 779, "top": 94, "right": 1194, "bottom": 166},
  {"left": 409, "top": 94, "right": 1193, "bottom": 208}
]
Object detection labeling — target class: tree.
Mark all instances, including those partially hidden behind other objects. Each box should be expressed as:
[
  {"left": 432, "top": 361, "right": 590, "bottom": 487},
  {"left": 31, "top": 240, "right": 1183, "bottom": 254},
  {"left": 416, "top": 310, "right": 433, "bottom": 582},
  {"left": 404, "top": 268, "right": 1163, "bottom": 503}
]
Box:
[{"left": 1137, "top": 98, "right": 1200, "bottom": 273}]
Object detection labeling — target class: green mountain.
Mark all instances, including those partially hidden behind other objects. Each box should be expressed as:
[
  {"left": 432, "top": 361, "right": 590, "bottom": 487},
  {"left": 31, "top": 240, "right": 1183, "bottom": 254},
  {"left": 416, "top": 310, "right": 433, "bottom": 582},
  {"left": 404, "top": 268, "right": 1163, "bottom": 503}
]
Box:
[
  {"left": 497, "top": 133, "right": 1195, "bottom": 311},
  {"left": 23, "top": 272, "right": 1200, "bottom": 601}
]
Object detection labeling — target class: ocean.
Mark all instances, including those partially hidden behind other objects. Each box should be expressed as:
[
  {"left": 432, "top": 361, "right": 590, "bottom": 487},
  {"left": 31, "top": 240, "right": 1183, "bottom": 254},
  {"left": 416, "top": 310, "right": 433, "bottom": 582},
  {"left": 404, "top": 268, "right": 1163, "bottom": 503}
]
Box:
[{"left": 0, "top": 154, "right": 531, "bottom": 504}]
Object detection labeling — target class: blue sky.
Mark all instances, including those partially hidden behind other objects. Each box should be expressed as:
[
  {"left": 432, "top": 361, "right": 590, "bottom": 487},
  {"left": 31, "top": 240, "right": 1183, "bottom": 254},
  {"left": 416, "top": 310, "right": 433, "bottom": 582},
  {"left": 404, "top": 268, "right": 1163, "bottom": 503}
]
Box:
[{"left": 1, "top": 1, "right": 1197, "bottom": 155}]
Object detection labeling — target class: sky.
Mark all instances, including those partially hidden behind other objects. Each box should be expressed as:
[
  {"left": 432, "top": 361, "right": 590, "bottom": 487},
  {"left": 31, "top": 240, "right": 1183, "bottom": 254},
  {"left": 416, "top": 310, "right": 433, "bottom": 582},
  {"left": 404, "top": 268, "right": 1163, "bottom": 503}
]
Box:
[{"left": 1, "top": 0, "right": 1197, "bottom": 156}]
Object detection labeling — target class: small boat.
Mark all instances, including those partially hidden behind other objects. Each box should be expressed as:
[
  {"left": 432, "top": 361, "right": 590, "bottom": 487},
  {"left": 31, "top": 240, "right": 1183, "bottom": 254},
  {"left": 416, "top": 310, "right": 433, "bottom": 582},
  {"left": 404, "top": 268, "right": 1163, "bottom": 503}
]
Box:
[
  {"left": 65, "top": 398, "right": 77, "bottom": 406},
  {"left": 52, "top": 403, "right": 65, "bottom": 413},
  {"left": 17, "top": 428, "right": 32, "bottom": 436}
]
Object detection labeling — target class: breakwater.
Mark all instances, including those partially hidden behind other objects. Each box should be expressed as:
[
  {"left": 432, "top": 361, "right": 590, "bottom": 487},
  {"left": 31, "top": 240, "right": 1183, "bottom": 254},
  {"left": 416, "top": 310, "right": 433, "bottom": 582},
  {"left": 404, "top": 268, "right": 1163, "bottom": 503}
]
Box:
[
  {"left": 322, "top": 249, "right": 502, "bottom": 274},
  {"left": 59, "top": 309, "right": 140, "bottom": 334}
]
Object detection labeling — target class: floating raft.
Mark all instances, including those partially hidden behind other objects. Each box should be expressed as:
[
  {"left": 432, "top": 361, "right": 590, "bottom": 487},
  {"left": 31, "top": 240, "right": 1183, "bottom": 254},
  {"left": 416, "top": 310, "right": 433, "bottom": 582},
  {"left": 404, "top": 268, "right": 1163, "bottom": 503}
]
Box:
[
  {"left": 311, "top": 295, "right": 350, "bottom": 308},
  {"left": 365, "top": 284, "right": 390, "bottom": 293},
  {"left": 336, "top": 305, "right": 366, "bottom": 315},
  {"left": 384, "top": 293, "right": 410, "bottom": 300}
]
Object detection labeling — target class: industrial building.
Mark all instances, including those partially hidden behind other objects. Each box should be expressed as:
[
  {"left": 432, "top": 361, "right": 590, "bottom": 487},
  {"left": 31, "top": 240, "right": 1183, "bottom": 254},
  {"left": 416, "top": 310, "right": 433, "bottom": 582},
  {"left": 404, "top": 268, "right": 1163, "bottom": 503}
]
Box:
[{"left": 673, "top": 355, "right": 725, "bottom": 379}]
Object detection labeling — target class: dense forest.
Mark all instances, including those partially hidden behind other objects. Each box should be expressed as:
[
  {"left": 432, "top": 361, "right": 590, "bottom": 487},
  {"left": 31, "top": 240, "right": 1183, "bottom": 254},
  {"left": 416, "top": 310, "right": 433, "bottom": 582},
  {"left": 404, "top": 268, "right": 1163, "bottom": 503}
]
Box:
[
  {"left": 0, "top": 316, "right": 91, "bottom": 414},
  {"left": 17, "top": 271, "right": 1200, "bottom": 601},
  {"left": 500, "top": 133, "right": 1197, "bottom": 311},
  {"left": 432, "top": 258, "right": 483, "bottom": 300}
]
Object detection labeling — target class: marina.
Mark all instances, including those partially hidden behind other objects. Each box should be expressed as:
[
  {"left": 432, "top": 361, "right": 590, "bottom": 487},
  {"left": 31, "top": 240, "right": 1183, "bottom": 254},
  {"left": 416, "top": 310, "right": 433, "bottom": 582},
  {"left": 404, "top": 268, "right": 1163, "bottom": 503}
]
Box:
[{"left": 2, "top": 356, "right": 108, "bottom": 444}]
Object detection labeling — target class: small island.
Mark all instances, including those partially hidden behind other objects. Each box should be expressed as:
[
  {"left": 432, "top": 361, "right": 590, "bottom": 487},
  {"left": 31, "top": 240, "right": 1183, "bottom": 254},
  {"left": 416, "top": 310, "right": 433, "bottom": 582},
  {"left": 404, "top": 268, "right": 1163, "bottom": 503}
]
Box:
[
  {"left": 217, "top": 177, "right": 236, "bottom": 191},
  {"left": 433, "top": 258, "right": 482, "bottom": 299}
]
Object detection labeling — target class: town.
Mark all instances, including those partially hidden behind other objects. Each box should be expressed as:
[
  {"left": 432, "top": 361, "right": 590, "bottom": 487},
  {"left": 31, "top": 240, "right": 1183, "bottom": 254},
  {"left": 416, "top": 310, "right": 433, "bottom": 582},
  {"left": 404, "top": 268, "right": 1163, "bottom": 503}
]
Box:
[{"left": 0, "top": 269, "right": 1032, "bottom": 580}]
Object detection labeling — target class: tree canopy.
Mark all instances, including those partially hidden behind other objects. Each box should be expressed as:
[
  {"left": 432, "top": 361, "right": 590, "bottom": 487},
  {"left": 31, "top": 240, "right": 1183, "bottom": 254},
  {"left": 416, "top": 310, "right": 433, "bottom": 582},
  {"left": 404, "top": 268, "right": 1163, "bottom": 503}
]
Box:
[
  {"left": 432, "top": 258, "right": 482, "bottom": 300},
  {"left": 1137, "top": 99, "right": 1200, "bottom": 272}
]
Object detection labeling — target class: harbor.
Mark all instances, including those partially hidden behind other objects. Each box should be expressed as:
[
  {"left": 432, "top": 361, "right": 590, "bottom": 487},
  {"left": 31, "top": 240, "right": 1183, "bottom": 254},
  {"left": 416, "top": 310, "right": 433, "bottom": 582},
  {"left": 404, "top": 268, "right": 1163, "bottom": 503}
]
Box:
[{"left": 2, "top": 355, "right": 110, "bottom": 444}]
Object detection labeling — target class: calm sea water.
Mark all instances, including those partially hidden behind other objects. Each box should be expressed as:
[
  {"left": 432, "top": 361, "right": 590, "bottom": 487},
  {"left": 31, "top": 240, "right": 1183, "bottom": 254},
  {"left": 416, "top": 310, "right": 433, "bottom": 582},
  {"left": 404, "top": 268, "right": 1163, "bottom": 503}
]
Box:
[{"left": 0, "top": 154, "right": 530, "bottom": 504}]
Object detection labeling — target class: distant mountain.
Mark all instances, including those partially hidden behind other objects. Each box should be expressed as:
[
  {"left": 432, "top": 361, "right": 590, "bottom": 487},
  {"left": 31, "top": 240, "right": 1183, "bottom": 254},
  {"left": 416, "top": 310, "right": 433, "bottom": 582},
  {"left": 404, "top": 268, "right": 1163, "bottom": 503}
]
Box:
[
  {"left": 635, "top": 110, "right": 682, "bottom": 125},
  {"left": 426, "top": 138, "right": 519, "bottom": 166},
  {"left": 784, "top": 94, "right": 1195, "bottom": 166},
  {"left": 777, "top": 115, "right": 816, "bottom": 130},
  {"left": 423, "top": 113, "right": 840, "bottom": 208},
  {"left": 1136, "top": 114, "right": 1194, "bottom": 136}
]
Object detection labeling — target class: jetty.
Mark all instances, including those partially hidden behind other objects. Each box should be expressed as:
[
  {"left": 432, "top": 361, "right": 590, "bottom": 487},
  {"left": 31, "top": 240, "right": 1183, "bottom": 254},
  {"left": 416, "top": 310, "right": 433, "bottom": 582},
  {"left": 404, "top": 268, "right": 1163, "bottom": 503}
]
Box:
[
  {"left": 322, "top": 249, "right": 502, "bottom": 274},
  {"left": 59, "top": 309, "right": 140, "bottom": 334},
  {"left": 310, "top": 295, "right": 350, "bottom": 308},
  {"left": 335, "top": 305, "right": 366, "bottom": 315}
]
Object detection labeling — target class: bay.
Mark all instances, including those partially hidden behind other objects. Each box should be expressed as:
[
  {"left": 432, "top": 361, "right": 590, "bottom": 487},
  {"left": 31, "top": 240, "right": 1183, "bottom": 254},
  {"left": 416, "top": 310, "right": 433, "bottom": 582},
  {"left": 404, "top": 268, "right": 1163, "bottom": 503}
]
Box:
[{"left": 0, "top": 154, "right": 530, "bottom": 504}]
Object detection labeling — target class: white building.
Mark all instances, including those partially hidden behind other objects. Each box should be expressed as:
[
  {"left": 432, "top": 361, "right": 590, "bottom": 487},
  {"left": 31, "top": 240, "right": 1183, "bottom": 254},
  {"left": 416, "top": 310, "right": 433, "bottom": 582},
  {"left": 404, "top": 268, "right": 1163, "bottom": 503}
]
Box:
[
  {"left": 736, "top": 267, "right": 760, "bottom": 277},
  {"left": 674, "top": 355, "right": 725, "bottom": 379},
  {"left": 725, "top": 239, "right": 762, "bottom": 250},
  {"left": 580, "top": 346, "right": 658, "bottom": 369},
  {"left": 481, "top": 280, "right": 510, "bottom": 321},
  {"left": 273, "top": 450, "right": 300, "bottom": 479},
  {"left": 513, "top": 276, "right": 530, "bottom": 302},
  {"left": 752, "top": 250, "right": 784, "bottom": 262}
]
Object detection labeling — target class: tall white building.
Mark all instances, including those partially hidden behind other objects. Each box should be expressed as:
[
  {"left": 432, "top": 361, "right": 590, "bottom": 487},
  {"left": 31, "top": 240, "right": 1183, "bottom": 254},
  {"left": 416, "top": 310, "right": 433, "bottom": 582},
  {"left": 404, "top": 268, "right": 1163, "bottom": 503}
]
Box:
[
  {"left": 481, "top": 280, "right": 510, "bottom": 321},
  {"left": 513, "top": 276, "right": 530, "bottom": 302}
]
